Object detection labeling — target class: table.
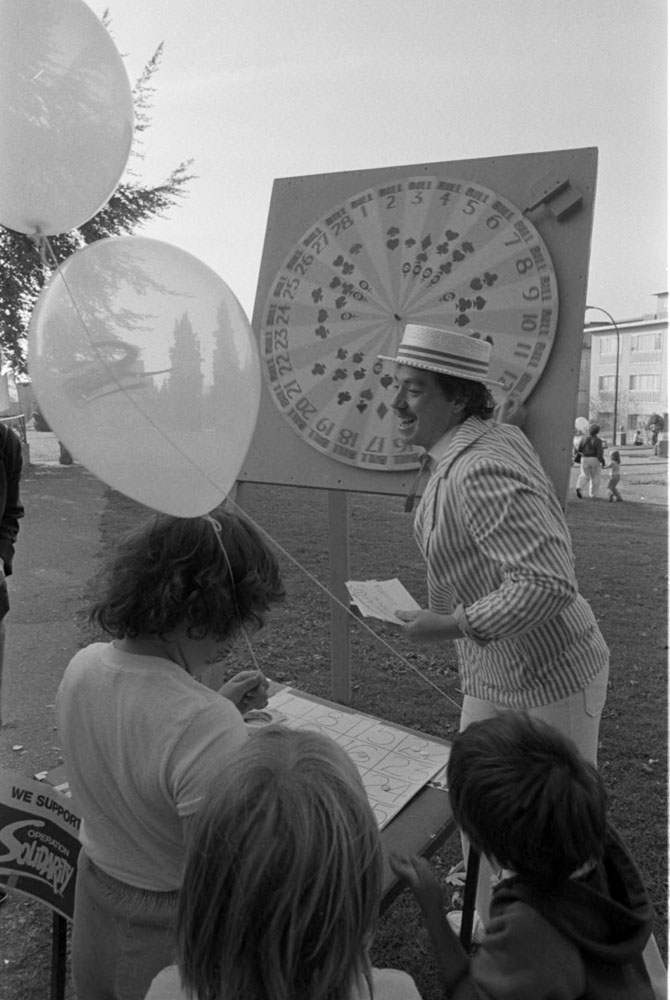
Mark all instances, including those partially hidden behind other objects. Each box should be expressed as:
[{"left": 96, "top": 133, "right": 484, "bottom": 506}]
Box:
[{"left": 262, "top": 684, "right": 456, "bottom": 911}]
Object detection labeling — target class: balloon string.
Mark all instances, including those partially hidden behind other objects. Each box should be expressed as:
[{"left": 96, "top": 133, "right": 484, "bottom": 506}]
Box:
[
  {"left": 33, "top": 238, "right": 462, "bottom": 716},
  {"left": 34, "top": 236, "right": 247, "bottom": 498},
  {"left": 202, "top": 513, "right": 260, "bottom": 672},
  {"left": 223, "top": 495, "right": 463, "bottom": 713}
]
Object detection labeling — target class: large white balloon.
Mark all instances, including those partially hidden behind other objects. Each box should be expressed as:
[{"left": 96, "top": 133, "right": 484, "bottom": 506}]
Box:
[
  {"left": 28, "top": 238, "right": 261, "bottom": 516},
  {"left": 0, "top": 0, "right": 134, "bottom": 235}
]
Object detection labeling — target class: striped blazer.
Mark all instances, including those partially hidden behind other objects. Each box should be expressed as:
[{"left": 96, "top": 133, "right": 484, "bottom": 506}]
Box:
[{"left": 414, "top": 417, "right": 609, "bottom": 709}]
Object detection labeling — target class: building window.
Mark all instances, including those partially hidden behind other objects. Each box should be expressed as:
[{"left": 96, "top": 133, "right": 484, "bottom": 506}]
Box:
[
  {"left": 598, "top": 375, "right": 615, "bottom": 391},
  {"left": 628, "top": 414, "right": 641, "bottom": 431},
  {"left": 598, "top": 336, "right": 617, "bottom": 354},
  {"left": 630, "top": 332, "right": 662, "bottom": 352},
  {"left": 629, "top": 374, "right": 661, "bottom": 391}
]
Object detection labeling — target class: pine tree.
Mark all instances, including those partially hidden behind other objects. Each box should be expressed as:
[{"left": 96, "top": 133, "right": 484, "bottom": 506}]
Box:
[{"left": 0, "top": 39, "right": 194, "bottom": 374}]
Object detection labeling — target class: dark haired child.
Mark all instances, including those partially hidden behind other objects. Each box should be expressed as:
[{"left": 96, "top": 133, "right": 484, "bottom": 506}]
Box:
[
  {"left": 607, "top": 449, "right": 623, "bottom": 502},
  {"left": 56, "top": 506, "right": 285, "bottom": 1000},
  {"left": 392, "top": 712, "right": 661, "bottom": 999}
]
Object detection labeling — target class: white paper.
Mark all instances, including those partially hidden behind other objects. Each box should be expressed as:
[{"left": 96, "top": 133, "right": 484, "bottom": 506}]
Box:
[
  {"left": 346, "top": 577, "right": 421, "bottom": 624},
  {"left": 268, "top": 689, "right": 450, "bottom": 829}
]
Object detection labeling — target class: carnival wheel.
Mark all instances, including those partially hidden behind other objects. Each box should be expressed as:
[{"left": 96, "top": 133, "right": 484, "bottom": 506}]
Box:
[{"left": 260, "top": 175, "right": 559, "bottom": 471}]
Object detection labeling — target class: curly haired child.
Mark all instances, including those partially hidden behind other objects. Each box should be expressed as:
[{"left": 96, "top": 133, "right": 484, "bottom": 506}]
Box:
[{"left": 56, "top": 506, "right": 285, "bottom": 1000}]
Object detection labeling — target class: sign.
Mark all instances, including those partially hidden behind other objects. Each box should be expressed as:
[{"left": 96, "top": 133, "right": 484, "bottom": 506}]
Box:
[
  {"left": 0, "top": 769, "right": 81, "bottom": 920},
  {"left": 243, "top": 148, "right": 598, "bottom": 506}
]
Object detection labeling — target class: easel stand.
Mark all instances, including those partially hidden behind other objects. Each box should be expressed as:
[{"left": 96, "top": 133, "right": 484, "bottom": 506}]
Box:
[
  {"left": 234, "top": 482, "right": 356, "bottom": 705},
  {"left": 327, "top": 489, "right": 352, "bottom": 703}
]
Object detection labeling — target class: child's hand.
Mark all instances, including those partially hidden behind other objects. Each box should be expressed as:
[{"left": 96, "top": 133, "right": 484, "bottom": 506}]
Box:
[
  {"left": 390, "top": 853, "right": 444, "bottom": 911},
  {"left": 219, "top": 670, "right": 269, "bottom": 711}
]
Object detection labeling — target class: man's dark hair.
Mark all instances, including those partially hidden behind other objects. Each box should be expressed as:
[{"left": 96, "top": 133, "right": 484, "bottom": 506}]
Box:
[{"left": 434, "top": 372, "right": 495, "bottom": 420}]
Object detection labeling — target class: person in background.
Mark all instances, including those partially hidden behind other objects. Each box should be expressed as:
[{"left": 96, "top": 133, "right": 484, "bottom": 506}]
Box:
[
  {"left": 391, "top": 712, "right": 662, "bottom": 1000},
  {"left": 0, "top": 420, "right": 23, "bottom": 725},
  {"left": 146, "top": 726, "right": 423, "bottom": 1000},
  {"left": 379, "top": 325, "right": 610, "bottom": 929},
  {"left": 56, "top": 506, "right": 284, "bottom": 1000},
  {"left": 576, "top": 423, "right": 606, "bottom": 499},
  {"left": 606, "top": 449, "right": 623, "bottom": 503},
  {"left": 0, "top": 419, "right": 24, "bottom": 907}
]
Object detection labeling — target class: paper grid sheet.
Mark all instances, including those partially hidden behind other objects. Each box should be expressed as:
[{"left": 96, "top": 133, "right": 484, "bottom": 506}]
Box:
[{"left": 267, "top": 689, "right": 450, "bottom": 829}]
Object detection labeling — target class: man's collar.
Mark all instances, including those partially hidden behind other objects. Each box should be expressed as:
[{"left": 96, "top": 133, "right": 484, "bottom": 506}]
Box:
[
  {"left": 424, "top": 416, "right": 495, "bottom": 476},
  {"left": 426, "top": 422, "right": 465, "bottom": 467}
]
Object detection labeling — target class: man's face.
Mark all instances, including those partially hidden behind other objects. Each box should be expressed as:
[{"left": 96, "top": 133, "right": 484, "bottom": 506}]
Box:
[{"left": 391, "top": 365, "right": 465, "bottom": 450}]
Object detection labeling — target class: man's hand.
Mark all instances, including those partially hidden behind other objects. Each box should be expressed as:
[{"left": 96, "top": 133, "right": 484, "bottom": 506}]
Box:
[
  {"left": 395, "top": 609, "right": 461, "bottom": 643},
  {"left": 219, "top": 670, "right": 269, "bottom": 711}
]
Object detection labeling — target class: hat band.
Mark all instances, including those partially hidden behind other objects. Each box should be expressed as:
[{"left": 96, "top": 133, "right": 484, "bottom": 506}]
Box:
[{"left": 397, "top": 343, "right": 490, "bottom": 376}]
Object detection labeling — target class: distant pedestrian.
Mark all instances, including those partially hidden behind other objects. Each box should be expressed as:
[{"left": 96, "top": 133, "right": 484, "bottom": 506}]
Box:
[
  {"left": 575, "top": 424, "right": 606, "bottom": 499},
  {"left": 0, "top": 421, "right": 24, "bottom": 726},
  {"left": 634, "top": 430, "right": 644, "bottom": 446},
  {"left": 606, "top": 450, "right": 623, "bottom": 503}
]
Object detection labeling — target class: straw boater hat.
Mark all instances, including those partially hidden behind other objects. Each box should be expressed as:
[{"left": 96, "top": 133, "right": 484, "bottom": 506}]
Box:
[{"left": 378, "top": 324, "right": 500, "bottom": 386}]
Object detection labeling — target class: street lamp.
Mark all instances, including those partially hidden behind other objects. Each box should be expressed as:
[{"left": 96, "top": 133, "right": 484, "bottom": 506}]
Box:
[{"left": 585, "top": 305, "right": 621, "bottom": 446}]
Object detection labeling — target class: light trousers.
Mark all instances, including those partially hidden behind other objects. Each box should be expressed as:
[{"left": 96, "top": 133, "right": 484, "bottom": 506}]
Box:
[
  {"left": 576, "top": 457, "right": 603, "bottom": 497},
  {"left": 72, "top": 852, "right": 178, "bottom": 1000}
]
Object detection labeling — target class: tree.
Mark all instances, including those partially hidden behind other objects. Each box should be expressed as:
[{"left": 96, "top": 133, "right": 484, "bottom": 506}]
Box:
[
  {"left": 163, "top": 311, "right": 204, "bottom": 431},
  {"left": 0, "top": 38, "right": 194, "bottom": 374}
]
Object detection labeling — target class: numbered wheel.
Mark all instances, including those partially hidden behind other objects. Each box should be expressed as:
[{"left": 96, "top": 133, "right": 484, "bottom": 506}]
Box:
[{"left": 260, "top": 175, "right": 559, "bottom": 470}]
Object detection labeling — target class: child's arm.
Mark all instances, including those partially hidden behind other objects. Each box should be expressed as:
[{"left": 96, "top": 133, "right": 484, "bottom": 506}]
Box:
[{"left": 390, "top": 854, "right": 471, "bottom": 997}]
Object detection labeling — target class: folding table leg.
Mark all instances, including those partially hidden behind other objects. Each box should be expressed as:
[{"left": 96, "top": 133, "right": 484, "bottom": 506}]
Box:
[{"left": 460, "top": 848, "right": 480, "bottom": 951}]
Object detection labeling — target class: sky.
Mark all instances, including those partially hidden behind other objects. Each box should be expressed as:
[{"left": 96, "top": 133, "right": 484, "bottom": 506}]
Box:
[{"left": 87, "top": 0, "right": 667, "bottom": 325}]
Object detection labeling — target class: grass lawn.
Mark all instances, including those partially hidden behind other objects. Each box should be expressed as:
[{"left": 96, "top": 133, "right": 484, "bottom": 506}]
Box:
[{"left": 1, "top": 479, "right": 667, "bottom": 999}]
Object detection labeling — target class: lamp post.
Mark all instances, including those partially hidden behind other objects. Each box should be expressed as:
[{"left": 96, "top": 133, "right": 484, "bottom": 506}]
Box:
[{"left": 585, "top": 305, "right": 621, "bottom": 446}]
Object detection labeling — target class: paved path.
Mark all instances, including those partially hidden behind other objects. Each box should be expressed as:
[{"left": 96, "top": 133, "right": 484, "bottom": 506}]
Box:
[{"left": 0, "top": 461, "right": 106, "bottom": 778}]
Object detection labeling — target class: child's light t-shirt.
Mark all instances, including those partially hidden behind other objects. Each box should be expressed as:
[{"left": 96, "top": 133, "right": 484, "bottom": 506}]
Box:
[{"left": 56, "top": 642, "right": 248, "bottom": 890}]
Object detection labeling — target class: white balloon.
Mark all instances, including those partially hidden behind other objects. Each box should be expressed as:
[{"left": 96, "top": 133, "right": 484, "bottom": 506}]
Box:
[
  {"left": 0, "top": 0, "right": 134, "bottom": 235},
  {"left": 28, "top": 238, "right": 261, "bottom": 516}
]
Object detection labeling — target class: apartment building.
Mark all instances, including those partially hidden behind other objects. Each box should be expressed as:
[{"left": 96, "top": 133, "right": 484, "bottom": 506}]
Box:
[{"left": 583, "top": 292, "right": 667, "bottom": 445}]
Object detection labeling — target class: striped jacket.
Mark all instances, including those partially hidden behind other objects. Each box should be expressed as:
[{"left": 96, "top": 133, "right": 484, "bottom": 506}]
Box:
[{"left": 415, "top": 417, "right": 609, "bottom": 708}]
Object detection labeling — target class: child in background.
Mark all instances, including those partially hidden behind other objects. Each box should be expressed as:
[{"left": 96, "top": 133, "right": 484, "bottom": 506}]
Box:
[
  {"left": 607, "top": 449, "right": 623, "bottom": 502},
  {"left": 146, "top": 726, "right": 423, "bottom": 1000},
  {"left": 391, "top": 713, "right": 660, "bottom": 1000}
]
